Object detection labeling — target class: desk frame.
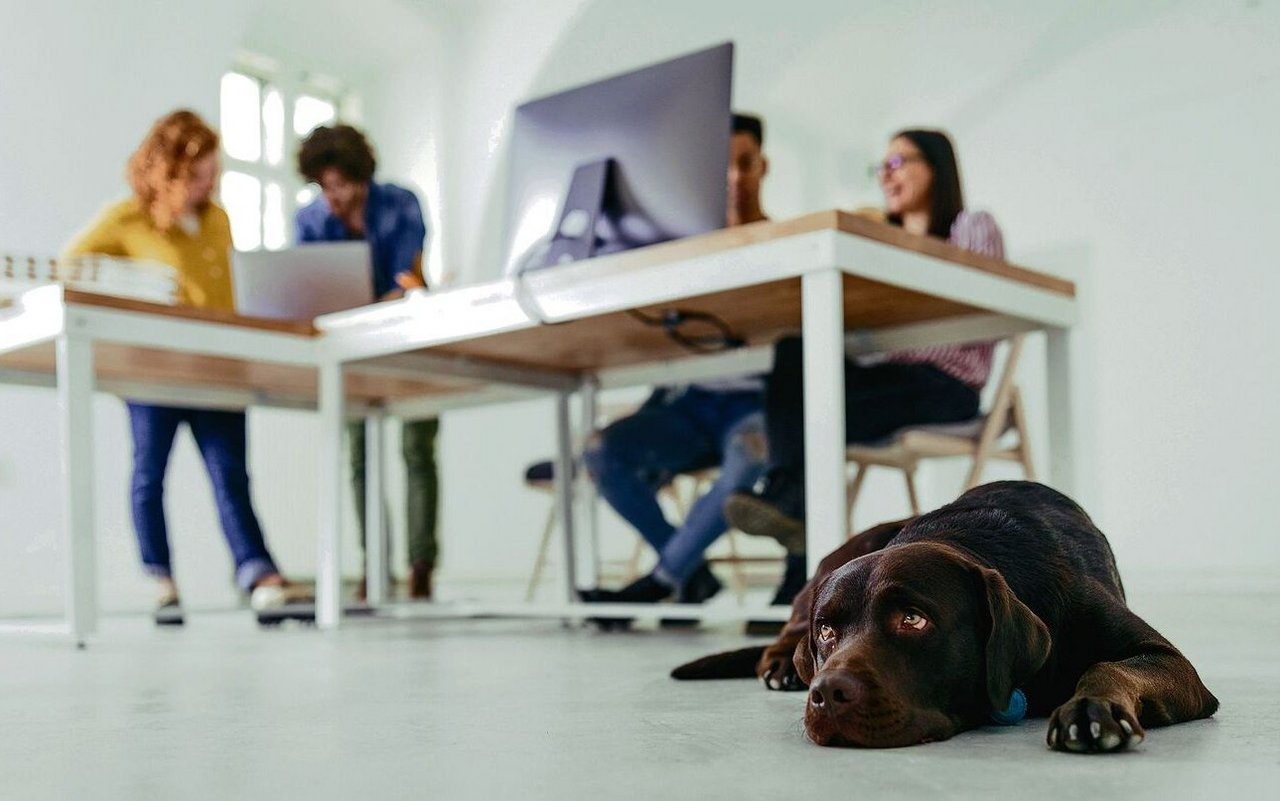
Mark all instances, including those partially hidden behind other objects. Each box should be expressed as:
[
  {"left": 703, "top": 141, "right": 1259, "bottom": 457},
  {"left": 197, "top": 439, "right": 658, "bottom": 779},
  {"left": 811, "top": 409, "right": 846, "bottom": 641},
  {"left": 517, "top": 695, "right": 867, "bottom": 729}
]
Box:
[
  {"left": 0, "top": 285, "right": 317, "bottom": 645},
  {"left": 314, "top": 217, "right": 1078, "bottom": 629},
  {"left": 0, "top": 214, "right": 1078, "bottom": 640}
]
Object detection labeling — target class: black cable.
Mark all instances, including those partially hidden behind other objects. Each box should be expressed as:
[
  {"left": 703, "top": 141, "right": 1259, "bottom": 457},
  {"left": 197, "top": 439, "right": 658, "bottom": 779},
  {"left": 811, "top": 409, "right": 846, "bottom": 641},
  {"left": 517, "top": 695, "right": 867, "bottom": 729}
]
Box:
[{"left": 626, "top": 308, "right": 745, "bottom": 354}]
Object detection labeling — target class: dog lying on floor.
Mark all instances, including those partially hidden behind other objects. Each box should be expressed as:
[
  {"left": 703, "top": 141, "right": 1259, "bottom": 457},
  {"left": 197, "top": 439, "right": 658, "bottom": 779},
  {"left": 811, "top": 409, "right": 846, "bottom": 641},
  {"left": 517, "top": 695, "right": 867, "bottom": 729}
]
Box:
[{"left": 672, "top": 481, "right": 1218, "bottom": 752}]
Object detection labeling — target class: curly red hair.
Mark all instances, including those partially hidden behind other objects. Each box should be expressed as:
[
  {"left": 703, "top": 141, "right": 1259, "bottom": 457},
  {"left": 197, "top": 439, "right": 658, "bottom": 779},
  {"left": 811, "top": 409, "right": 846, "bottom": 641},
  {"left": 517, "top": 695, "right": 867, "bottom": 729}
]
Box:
[{"left": 127, "top": 110, "right": 219, "bottom": 231}]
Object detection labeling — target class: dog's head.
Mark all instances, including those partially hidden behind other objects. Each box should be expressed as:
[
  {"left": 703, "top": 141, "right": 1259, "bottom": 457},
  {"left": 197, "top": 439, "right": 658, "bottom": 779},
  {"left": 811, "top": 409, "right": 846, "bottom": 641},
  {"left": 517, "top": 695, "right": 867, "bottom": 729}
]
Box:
[{"left": 794, "top": 541, "right": 1051, "bottom": 748}]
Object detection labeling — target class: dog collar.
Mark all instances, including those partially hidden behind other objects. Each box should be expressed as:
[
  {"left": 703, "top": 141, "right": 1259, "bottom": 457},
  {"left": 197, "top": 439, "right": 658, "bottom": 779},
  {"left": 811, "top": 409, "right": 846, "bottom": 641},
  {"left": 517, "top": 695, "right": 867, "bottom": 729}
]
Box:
[{"left": 990, "top": 689, "right": 1027, "bottom": 725}]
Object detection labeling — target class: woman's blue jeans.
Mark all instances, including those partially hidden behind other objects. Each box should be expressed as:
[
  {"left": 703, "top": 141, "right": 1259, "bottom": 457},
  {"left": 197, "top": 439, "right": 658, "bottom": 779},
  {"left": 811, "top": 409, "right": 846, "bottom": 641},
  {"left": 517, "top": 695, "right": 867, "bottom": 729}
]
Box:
[{"left": 126, "top": 403, "right": 278, "bottom": 591}]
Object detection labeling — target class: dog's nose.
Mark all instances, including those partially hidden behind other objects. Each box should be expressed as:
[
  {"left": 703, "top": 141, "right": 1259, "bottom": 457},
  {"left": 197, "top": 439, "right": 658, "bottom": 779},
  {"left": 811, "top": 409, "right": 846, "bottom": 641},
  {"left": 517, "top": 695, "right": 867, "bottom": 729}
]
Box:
[{"left": 808, "top": 672, "right": 865, "bottom": 711}]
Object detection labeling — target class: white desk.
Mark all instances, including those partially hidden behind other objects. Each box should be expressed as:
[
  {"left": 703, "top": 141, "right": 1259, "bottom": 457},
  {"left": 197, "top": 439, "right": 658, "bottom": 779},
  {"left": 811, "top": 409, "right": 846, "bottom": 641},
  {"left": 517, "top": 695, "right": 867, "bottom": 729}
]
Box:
[
  {"left": 314, "top": 211, "right": 1078, "bottom": 629},
  {"left": 0, "top": 212, "right": 1078, "bottom": 640},
  {"left": 0, "top": 286, "right": 501, "bottom": 644}
]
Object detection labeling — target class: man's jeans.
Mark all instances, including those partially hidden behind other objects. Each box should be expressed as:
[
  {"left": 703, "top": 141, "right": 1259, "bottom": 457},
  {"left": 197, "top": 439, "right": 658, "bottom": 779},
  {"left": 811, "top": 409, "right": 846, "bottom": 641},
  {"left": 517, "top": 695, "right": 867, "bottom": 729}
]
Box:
[
  {"left": 349, "top": 418, "right": 440, "bottom": 569},
  {"left": 126, "top": 403, "right": 278, "bottom": 591},
  {"left": 583, "top": 387, "right": 765, "bottom": 585}
]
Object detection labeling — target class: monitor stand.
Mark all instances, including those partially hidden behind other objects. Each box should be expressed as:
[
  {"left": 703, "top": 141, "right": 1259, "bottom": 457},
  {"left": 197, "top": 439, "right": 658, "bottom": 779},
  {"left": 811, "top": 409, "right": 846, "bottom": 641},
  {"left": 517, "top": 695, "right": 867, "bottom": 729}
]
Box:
[{"left": 540, "top": 158, "right": 660, "bottom": 269}]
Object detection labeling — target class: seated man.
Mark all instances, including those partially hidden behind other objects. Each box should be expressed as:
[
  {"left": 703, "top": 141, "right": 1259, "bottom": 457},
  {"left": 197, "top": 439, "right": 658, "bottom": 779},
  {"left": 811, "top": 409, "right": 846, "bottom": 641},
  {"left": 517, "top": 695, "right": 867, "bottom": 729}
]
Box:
[
  {"left": 578, "top": 114, "right": 807, "bottom": 623},
  {"left": 295, "top": 123, "right": 441, "bottom": 600}
]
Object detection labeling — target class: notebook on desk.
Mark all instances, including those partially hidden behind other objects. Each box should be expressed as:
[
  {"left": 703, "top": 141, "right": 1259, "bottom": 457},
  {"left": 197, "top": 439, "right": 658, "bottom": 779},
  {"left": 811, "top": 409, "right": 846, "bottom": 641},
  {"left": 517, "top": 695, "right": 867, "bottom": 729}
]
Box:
[{"left": 232, "top": 242, "right": 372, "bottom": 320}]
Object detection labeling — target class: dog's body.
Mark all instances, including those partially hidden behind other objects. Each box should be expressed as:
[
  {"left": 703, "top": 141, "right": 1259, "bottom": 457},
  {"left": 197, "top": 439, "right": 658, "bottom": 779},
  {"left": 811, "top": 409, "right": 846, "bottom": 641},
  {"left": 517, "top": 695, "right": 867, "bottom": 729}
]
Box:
[{"left": 674, "top": 482, "right": 1218, "bottom": 751}]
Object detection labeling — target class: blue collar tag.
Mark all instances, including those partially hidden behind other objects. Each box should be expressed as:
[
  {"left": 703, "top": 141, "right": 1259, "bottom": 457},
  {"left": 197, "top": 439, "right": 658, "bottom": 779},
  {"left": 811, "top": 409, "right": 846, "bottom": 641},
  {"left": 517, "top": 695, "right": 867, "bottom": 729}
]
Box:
[{"left": 989, "top": 688, "right": 1027, "bottom": 725}]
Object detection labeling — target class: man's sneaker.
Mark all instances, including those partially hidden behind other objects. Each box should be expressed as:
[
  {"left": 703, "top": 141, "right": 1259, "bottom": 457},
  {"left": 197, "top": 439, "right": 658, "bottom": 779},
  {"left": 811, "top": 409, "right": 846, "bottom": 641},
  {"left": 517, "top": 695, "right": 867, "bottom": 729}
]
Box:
[{"left": 154, "top": 592, "right": 184, "bottom": 627}]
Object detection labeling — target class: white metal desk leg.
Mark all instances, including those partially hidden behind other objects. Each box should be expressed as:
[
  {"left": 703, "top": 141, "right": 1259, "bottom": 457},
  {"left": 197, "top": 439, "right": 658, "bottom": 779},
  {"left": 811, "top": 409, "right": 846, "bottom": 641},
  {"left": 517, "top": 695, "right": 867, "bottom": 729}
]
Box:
[
  {"left": 576, "top": 377, "right": 602, "bottom": 585},
  {"left": 57, "top": 333, "right": 96, "bottom": 647},
  {"left": 553, "top": 392, "right": 578, "bottom": 604},
  {"left": 802, "top": 270, "right": 847, "bottom": 579},
  {"left": 365, "top": 409, "right": 389, "bottom": 607},
  {"left": 1045, "top": 327, "right": 1078, "bottom": 498},
  {"left": 316, "top": 362, "right": 345, "bottom": 629}
]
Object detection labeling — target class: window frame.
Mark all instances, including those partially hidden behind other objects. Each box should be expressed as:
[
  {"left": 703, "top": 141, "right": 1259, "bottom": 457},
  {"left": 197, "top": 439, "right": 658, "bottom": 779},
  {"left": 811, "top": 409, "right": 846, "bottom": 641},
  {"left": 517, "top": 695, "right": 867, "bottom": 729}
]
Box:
[{"left": 219, "top": 63, "right": 351, "bottom": 252}]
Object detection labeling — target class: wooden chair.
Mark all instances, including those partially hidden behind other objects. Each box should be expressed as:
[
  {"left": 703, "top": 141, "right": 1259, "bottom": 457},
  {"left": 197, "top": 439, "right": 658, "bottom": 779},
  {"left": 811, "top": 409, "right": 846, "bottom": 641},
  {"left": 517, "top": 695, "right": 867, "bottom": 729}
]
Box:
[{"left": 843, "top": 335, "right": 1036, "bottom": 531}]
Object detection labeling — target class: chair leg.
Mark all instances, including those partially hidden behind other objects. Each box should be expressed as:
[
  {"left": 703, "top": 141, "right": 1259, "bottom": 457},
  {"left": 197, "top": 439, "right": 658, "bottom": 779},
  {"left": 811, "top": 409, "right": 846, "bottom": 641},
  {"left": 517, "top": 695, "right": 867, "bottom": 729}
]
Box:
[
  {"left": 903, "top": 467, "right": 922, "bottom": 515},
  {"left": 526, "top": 503, "right": 557, "bottom": 602},
  {"left": 1011, "top": 386, "right": 1037, "bottom": 481},
  {"left": 624, "top": 538, "right": 645, "bottom": 582},
  {"left": 846, "top": 463, "right": 868, "bottom": 537},
  {"left": 965, "top": 430, "right": 997, "bottom": 490},
  {"left": 724, "top": 531, "right": 748, "bottom": 605}
]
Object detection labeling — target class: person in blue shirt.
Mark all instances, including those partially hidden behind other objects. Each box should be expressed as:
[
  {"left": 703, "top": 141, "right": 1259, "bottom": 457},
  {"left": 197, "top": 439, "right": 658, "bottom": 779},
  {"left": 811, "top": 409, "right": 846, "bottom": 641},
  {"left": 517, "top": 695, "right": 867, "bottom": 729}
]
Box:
[
  {"left": 577, "top": 114, "right": 805, "bottom": 632},
  {"left": 295, "top": 124, "right": 439, "bottom": 599}
]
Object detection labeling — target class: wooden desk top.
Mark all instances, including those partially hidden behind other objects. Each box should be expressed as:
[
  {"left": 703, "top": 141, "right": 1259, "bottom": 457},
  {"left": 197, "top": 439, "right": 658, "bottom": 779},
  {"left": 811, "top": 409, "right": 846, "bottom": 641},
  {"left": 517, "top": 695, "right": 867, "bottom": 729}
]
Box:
[
  {"left": 58, "top": 288, "right": 319, "bottom": 337},
  {"left": 0, "top": 288, "right": 466, "bottom": 405},
  {"left": 2, "top": 211, "right": 1077, "bottom": 404},
  {"left": 425, "top": 212, "right": 1075, "bottom": 372},
  {"left": 557, "top": 210, "right": 1074, "bottom": 298}
]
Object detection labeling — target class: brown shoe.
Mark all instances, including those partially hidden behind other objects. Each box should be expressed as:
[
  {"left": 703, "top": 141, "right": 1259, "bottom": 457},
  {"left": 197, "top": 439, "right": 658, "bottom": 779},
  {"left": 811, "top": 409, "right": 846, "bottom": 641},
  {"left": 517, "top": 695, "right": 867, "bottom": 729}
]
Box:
[
  {"left": 408, "top": 561, "right": 433, "bottom": 600},
  {"left": 724, "top": 492, "right": 806, "bottom": 553}
]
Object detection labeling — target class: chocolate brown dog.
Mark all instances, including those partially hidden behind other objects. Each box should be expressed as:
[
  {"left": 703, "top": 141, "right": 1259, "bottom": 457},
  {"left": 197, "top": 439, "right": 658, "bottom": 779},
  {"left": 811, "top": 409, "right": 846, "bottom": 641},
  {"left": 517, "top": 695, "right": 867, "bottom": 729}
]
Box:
[{"left": 673, "top": 482, "right": 1218, "bottom": 752}]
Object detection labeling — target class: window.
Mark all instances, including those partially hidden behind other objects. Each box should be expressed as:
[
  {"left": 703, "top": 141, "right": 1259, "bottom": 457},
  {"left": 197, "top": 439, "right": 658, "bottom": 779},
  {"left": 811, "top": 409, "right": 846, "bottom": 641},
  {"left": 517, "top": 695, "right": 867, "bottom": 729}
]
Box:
[{"left": 218, "top": 69, "right": 343, "bottom": 251}]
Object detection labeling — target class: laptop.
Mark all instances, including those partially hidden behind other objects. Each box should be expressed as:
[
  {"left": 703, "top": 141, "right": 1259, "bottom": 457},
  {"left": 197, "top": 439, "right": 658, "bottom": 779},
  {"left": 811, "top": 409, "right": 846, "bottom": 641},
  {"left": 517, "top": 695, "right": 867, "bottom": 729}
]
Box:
[{"left": 232, "top": 242, "right": 372, "bottom": 320}]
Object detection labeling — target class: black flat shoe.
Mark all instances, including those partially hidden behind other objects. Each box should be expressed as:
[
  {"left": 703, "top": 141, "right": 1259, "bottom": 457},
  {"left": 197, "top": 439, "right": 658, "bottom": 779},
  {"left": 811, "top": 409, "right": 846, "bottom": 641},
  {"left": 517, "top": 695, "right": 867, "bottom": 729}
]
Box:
[
  {"left": 578, "top": 574, "right": 673, "bottom": 630},
  {"left": 660, "top": 563, "right": 723, "bottom": 629}
]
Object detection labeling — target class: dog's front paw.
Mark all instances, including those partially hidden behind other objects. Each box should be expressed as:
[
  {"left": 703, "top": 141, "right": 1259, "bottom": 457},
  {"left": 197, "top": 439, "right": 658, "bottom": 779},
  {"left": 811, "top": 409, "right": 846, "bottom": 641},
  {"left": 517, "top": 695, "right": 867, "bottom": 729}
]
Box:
[
  {"left": 757, "top": 650, "right": 806, "bottom": 692},
  {"left": 1047, "top": 696, "right": 1144, "bottom": 753}
]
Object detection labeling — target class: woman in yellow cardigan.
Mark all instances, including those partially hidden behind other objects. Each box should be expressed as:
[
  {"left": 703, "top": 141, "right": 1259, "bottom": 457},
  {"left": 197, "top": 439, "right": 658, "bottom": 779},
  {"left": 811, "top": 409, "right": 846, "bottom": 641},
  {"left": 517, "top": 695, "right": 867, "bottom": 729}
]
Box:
[{"left": 65, "top": 110, "right": 302, "bottom": 624}]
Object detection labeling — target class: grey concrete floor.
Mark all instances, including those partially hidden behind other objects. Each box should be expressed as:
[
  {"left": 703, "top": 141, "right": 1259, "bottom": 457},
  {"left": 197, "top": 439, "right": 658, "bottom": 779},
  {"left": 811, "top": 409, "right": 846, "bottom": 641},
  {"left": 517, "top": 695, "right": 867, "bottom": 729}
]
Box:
[{"left": 2, "top": 574, "right": 1277, "bottom": 800}]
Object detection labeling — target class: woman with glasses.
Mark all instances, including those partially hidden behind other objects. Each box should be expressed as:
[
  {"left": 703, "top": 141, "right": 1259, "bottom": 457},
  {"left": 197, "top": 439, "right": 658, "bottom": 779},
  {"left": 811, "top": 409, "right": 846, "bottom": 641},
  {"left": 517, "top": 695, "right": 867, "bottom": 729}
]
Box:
[{"left": 723, "top": 129, "right": 1005, "bottom": 585}]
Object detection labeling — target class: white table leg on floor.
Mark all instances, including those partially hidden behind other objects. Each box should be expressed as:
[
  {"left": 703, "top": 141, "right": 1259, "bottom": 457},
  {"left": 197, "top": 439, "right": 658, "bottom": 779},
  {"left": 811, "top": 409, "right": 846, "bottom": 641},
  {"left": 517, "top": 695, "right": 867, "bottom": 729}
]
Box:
[
  {"left": 802, "top": 269, "right": 847, "bottom": 578},
  {"left": 57, "top": 332, "right": 97, "bottom": 648},
  {"left": 553, "top": 392, "right": 578, "bottom": 605},
  {"left": 1045, "top": 326, "right": 1078, "bottom": 499},
  {"left": 316, "top": 361, "right": 345, "bottom": 629},
  {"left": 576, "top": 377, "right": 602, "bottom": 585},
  {"left": 365, "top": 409, "right": 389, "bottom": 607}
]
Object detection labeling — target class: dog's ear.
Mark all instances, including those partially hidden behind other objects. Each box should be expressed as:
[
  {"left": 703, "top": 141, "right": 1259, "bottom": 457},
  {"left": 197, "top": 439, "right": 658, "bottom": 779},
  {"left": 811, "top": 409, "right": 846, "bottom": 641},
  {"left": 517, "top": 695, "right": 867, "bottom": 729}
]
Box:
[
  {"left": 793, "top": 630, "right": 818, "bottom": 685},
  {"left": 978, "top": 566, "right": 1051, "bottom": 714}
]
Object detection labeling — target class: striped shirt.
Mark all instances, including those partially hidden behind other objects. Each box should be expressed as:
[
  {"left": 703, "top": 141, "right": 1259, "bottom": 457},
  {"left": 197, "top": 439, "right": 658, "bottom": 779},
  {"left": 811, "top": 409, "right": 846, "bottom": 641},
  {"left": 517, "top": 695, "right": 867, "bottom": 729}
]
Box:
[{"left": 865, "top": 210, "right": 1005, "bottom": 389}]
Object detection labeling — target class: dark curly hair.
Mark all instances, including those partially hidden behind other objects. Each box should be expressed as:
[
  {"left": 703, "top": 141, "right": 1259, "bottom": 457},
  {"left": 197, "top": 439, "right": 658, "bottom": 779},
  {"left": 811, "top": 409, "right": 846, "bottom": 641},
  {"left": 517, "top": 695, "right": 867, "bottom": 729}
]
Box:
[{"left": 297, "top": 124, "right": 377, "bottom": 184}]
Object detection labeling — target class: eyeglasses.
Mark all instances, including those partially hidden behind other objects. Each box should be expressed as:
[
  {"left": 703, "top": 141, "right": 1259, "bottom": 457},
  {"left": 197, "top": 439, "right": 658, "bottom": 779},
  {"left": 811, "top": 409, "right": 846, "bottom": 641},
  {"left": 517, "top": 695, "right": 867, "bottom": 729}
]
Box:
[{"left": 870, "top": 154, "right": 926, "bottom": 179}]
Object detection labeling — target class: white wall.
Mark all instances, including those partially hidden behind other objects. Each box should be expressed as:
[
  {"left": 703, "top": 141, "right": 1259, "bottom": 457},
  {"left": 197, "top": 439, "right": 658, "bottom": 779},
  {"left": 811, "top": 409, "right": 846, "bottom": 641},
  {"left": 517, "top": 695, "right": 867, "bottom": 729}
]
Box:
[
  {"left": 433, "top": 0, "right": 1280, "bottom": 579},
  {"left": 0, "top": 0, "right": 446, "bottom": 615},
  {"left": 2, "top": 0, "right": 1277, "bottom": 617}
]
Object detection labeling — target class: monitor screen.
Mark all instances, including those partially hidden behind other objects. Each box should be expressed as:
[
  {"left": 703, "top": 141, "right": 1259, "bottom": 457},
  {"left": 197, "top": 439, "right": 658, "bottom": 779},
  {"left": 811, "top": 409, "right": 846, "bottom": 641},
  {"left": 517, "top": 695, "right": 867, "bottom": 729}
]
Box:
[{"left": 502, "top": 43, "right": 734, "bottom": 275}]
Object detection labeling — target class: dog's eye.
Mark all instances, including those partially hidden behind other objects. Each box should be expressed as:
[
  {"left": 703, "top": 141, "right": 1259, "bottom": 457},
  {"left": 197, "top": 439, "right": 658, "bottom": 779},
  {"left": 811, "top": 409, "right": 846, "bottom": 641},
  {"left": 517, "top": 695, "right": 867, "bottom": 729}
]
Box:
[
  {"left": 817, "top": 624, "right": 837, "bottom": 643},
  {"left": 900, "top": 612, "right": 929, "bottom": 631}
]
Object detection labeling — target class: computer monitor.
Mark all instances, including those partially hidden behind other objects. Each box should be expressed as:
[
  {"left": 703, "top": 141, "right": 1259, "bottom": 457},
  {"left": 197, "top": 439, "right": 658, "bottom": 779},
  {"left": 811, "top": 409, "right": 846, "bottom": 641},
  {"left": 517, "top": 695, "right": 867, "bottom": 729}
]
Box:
[
  {"left": 233, "top": 242, "right": 372, "bottom": 319},
  {"left": 502, "top": 42, "right": 734, "bottom": 275}
]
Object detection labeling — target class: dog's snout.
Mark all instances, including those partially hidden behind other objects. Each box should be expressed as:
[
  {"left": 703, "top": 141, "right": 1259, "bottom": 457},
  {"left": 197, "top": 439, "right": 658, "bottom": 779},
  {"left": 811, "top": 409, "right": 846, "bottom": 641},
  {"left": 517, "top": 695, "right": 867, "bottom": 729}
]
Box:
[{"left": 808, "top": 672, "right": 866, "bottom": 711}]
